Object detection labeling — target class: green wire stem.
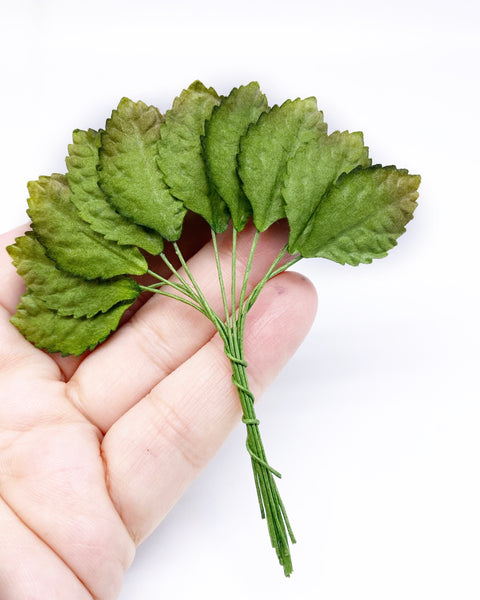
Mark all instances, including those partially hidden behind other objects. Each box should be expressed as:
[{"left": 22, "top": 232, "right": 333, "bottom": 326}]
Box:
[{"left": 145, "top": 229, "right": 298, "bottom": 576}]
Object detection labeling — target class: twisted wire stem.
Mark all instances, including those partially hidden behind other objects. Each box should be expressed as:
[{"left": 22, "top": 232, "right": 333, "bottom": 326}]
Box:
[
  {"left": 224, "top": 342, "right": 295, "bottom": 576},
  {"left": 152, "top": 229, "right": 297, "bottom": 576}
]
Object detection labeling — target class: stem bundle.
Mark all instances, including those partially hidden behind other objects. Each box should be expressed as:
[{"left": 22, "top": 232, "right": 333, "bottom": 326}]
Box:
[{"left": 144, "top": 227, "right": 299, "bottom": 575}]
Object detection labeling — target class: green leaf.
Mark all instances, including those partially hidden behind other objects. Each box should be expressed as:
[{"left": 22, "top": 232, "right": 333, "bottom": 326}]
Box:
[
  {"left": 284, "top": 131, "right": 371, "bottom": 251},
  {"left": 295, "top": 165, "right": 420, "bottom": 265},
  {"left": 238, "top": 97, "right": 327, "bottom": 232},
  {"left": 11, "top": 292, "right": 132, "bottom": 356},
  {"left": 66, "top": 128, "right": 164, "bottom": 255},
  {"left": 27, "top": 174, "right": 147, "bottom": 279},
  {"left": 157, "top": 81, "right": 229, "bottom": 232},
  {"left": 7, "top": 231, "right": 140, "bottom": 318},
  {"left": 203, "top": 82, "right": 268, "bottom": 231},
  {"left": 98, "top": 98, "right": 185, "bottom": 242}
]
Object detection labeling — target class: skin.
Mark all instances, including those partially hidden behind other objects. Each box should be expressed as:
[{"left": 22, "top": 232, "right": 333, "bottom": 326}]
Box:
[{"left": 0, "top": 221, "right": 317, "bottom": 599}]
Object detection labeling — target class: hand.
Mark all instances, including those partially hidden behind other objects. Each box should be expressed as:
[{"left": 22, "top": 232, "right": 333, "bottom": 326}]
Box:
[{"left": 0, "top": 221, "right": 317, "bottom": 599}]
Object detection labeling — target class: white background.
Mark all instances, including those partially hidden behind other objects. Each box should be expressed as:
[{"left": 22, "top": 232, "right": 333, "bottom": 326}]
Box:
[{"left": 1, "top": 1, "right": 479, "bottom": 598}]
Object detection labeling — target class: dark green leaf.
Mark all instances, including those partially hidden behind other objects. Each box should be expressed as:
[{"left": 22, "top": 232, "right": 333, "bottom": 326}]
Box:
[
  {"left": 284, "top": 131, "right": 371, "bottom": 251},
  {"left": 296, "top": 165, "right": 420, "bottom": 265},
  {"left": 98, "top": 98, "right": 185, "bottom": 242},
  {"left": 238, "top": 97, "right": 327, "bottom": 232},
  {"left": 7, "top": 232, "right": 140, "bottom": 318},
  {"left": 203, "top": 82, "right": 268, "bottom": 231},
  {"left": 27, "top": 174, "right": 147, "bottom": 279},
  {"left": 157, "top": 81, "right": 229, "bottom": 232},
  {"left": 66, "top": 128, "right": 164, "bottom": 255},
  {"left": 11, "top": 292, "right": 133, "bottom": 356}
]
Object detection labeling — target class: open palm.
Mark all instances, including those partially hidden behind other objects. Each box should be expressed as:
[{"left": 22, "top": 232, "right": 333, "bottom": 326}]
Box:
[{"left": 0, "top": 222, "right": 316, "bottom": 599}]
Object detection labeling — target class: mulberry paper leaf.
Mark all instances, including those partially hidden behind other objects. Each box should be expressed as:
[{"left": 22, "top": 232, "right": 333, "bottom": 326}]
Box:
[
  {"left": 238, "top": 97, "right": 327, "bottom": 232},
  {"left": 11, "top": 292, "right": 134, "bottom": 356},
  {"left": 284, "top": 131, "right": 371, "bottom": 251},
  {"left": 98, "top": 98, "right": 185, "bottom": 242},
  {"left": 203, "top": 82, "right": 268, "bottom": 231},
  {"left": 296, "top": 165, "right": 420, "bottom": 265},
  {"left": 7, "top": 232, "right": 140, "bottom": 318},
  {"left": 27, "top": 174, "right": 147, "bottom": 279},
  {"left": 66, "top": 128, "right": 164, "bottom": 255},
  {"left": 157, "top": 81, "right": 229, "bottom": 232}
]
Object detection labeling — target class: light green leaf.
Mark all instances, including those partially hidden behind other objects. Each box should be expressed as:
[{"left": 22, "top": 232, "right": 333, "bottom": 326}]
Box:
[
  {"left": 284, "top": 131, "right": 371, "bottom": 251},
  {"left": 157, "top": 81, "right": 229, "bottom": 232},
  {"left": 296, "top": 165, "right": 420, "bottom": 265},
  {"left": 11, "top": 292, "right": 132, "bottom": 356},
  {"left": 7, "top": 232, "right": 140, "bottom": 318},
  {"left": 238, "top": 97, "right": 327, "bottom": 232},
  {"left": 203, "top": 82, "right": 268, "bottom": 231},
  {"left": 98, "top": 98, "right": 185, "bottom": 242},
  {"left": 66, "top": 128, "right": 164, "bottom": 255},
  {"left": 27, "top": 174, "right": 147, "bottom": 279}
]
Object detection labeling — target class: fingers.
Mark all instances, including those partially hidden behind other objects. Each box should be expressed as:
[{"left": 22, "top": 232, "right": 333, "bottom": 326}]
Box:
[
  {"left": 67, "top": 222, "right": 292, "bottom": 432},
  {"left": 0, "top": 496, "right": 93, "bottom": 599},
  {"left": 0, "top": 413, "right": 135, "bottom": 600},
  {"left": 102, "top": 271, "right": 317, "bottom": 543}
]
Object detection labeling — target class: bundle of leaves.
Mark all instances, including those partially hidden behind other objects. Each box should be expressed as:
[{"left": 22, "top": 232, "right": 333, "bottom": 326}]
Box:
[{"left": 8, "top": 81, "right": 420, "bottom": 576}]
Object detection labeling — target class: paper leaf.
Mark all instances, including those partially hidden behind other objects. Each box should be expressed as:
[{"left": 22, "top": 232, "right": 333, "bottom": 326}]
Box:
[
  {"left": 98, "top": 98, "right": 185, "bottom": 242},
  {"left": 11, "top": 292, "right": 132, "bottom": 356},
  {"left": 66, "top": 128, "right": 164, "bottom": 255},
  {"left": 238, "top": 97, "right": 327, "bottom": 232},
  {"left": 157, "top": 81, "right": 229, "bottom": 232},
  {"left": 296, "top": 165, "right": 420, "bottom": 265},
  {"left": 284, "top": 131, "right": 371, "bottom": 250},
  {"left": 203, "top": 82, "right": 268, "bottom": 231},
  {"left": 27, "top": 174, "right": 147, "bottom": 279},
  {"left": 7, "top": 232, "right": 140, "bottom": 318}
]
